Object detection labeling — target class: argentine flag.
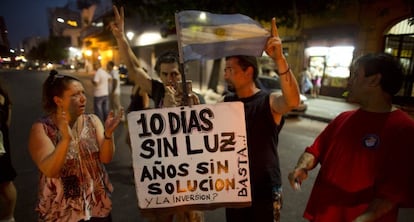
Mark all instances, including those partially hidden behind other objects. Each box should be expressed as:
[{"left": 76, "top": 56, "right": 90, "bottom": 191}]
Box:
[{"left": 176, "top": 10, "right": 270, "bottom": 62}]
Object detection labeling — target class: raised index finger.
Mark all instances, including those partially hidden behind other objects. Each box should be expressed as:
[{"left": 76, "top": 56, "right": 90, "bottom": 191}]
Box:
[{"left": 271, "top": 17, "right": 279, "bottom": 38}]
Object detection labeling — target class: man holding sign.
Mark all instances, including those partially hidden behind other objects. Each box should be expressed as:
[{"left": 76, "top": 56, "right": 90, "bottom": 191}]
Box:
[
  {"left": 223, "top": 18, "right": 300, "bottom": 222},
  {"left": 110, "top": 6, "right": 204, "bottom": 222},
  {"left": 110, "top": 4, "right": 299, "bottom": 222},
  {"left": 110, "top": 7, "right": 200, "bottom": 109}
]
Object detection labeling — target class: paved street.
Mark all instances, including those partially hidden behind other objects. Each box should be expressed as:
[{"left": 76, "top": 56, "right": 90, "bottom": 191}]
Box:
[{"left": 1, "top": 69, "right": 413, "bottom": 221}]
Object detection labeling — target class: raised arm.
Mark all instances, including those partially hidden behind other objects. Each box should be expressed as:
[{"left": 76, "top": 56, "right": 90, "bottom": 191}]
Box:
[
  {"left": 109, "top": 6, "right": 153, "bottom": 95},
  {"left": 265, "top": 18, "right": 300, "bottom": 116}
]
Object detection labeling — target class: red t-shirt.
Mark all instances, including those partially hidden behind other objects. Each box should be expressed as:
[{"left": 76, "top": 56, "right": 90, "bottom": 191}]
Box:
[{"left": 304, "top": 109, "right": 414, "bottom": 222}]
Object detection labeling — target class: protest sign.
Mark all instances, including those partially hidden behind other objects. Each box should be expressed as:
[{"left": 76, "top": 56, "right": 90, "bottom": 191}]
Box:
[{"left": 127, "top": 102, "right": 251, "bottom": 214}]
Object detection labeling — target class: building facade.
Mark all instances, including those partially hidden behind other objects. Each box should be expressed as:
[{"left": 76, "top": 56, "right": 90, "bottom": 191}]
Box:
[
  {"left": 279, "top": 0, "right": 414, "bottom": 103},
  {"left": 79, "top": 0, "right": 414, "bottom": 103}
]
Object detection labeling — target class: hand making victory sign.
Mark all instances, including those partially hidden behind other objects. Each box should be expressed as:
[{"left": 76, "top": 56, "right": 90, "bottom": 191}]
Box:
[{"left": 109, "top": 6, "right": 125, "bottom": 39}]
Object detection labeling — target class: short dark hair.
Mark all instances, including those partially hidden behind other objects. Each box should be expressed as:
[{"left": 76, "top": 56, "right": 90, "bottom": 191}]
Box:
[
  {"left": 154, "top": 50, "right": 182, "bottom": 75},
  {"left": 107, "top": 61, "right": 115, "bottom": 67},
  {"left": 225, "top": 55, "right": 259, "bottom": 79},
  {"left": 352, "top": 53, "right": 403, "bottom": 95},
  {"left": 42, "top": 70, "right": 81, "bottom": 113}
]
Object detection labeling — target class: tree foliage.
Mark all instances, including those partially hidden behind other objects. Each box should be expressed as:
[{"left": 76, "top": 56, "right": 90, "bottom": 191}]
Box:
[
  {"left": 26, "top": 36, "right": 69, "bottom": 63},
  {"left": 112, "top": 0, "right": 414, "bottom": 28},
  {"left": 113, "top": 0, "right": 296, "bottom": 27}
]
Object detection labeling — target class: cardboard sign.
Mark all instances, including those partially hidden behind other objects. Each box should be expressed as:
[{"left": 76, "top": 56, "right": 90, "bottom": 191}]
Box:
[{"left": 127, "top": 102, "right": 251, "bottom": 213}]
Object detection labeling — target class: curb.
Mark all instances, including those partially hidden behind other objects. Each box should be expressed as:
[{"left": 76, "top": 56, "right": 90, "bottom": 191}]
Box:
[{"left": 300, "top": 113, "right": 332, "bottom": 123}]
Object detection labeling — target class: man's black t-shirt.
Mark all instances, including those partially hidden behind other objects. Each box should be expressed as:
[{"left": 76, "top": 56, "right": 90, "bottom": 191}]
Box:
[{"left": 224, "top": 90, "right": 284, "bottom": 197}]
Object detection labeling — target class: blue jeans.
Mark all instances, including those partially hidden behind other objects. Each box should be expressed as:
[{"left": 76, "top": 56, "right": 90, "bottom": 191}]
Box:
[
  {"left": 272, "top": 185, "right": 283, "bottom": 222},
  {"left": 94, "top": 95, "right": 109, "bottom": 122}
]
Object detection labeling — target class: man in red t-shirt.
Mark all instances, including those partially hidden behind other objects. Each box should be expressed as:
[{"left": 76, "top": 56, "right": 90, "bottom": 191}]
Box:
[{"left": 288, "top": 53, "right": 414, "bottom": 222}]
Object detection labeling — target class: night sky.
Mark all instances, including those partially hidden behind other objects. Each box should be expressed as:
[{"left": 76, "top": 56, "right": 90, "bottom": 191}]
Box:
[{"left": 1, "top": 0, "right": 69, "bottom": 48}]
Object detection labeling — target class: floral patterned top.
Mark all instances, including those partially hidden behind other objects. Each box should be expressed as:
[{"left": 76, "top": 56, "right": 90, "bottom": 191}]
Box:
[{"left": 36, "top": 114, "right": 113, "bottom": 221}]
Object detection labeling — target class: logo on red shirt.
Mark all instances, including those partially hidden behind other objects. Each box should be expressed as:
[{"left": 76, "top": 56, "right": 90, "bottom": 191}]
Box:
[{"left": 362, "top": 134, "right": 379, "bottom": 149}]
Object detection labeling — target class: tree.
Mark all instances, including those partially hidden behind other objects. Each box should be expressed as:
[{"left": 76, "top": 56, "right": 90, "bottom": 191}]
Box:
[
  {"left": 113, "top": 0, "right": 295, "bottom": 28},
  {"left": 26, "top": 37, "right": 69, "bottom": 63},
  {"left": 45, "top": 36, "right": 70, "bottom": 63},
  {"left": 112, "top": 0, "right": 414, "bottom": 29}
]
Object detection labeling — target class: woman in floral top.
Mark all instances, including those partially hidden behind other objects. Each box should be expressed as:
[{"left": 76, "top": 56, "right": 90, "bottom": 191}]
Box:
[{"left": 28, "top": 70, "right": 123, "bottom": 221}]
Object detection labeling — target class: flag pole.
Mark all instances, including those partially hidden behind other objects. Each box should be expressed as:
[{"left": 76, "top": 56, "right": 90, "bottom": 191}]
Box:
[{"left": 175, "top": 11, "right": 189, "bottom": 106}]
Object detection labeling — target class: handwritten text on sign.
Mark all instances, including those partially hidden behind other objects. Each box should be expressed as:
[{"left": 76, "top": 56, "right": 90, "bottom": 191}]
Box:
[{"left": 127, "top": 102, "right": 251, "bottom": 209}]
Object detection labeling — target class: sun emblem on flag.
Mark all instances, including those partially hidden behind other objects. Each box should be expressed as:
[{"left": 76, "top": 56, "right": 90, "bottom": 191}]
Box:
[{"left": 214, "top": 28, "right": 226, "bottom": 37}]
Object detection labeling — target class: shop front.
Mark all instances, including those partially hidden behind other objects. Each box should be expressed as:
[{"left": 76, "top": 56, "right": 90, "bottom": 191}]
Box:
[{"left": 304, "top": 42, "right": 355, "bottom": 98}]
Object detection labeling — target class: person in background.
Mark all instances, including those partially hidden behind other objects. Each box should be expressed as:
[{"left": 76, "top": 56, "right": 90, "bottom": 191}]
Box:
[
  {"left": 110, "top": 5, "right": 204, "bottom": 222},
  {"left": 28, "top": 70, "right": 123, "bottom": 221},
  {"left": 301, "top": 67, "right": 313, "bottom": 95},
  {"left": 288, "top": 53, "right": 414, "bottom": 221},
  {"left": 310, "top": 69, "right": 322, "bottom": 98},
  {"left": 223, "top": 18, "right": 300, "bottom": 222},
  {"left": 126, "top": 76, "right": 150, "bottom": 113},
  {"left": 0, "top": 81, "right": 17, "bottom": 222},
  {"left": 125, "top": 67, "right": 150, "bottom": 148},
  {"left": 92, "top": 62, "right": 112, "bottom": 122},
  {"left": 107, "top": 61, "right": 123, "bottom": 118}
]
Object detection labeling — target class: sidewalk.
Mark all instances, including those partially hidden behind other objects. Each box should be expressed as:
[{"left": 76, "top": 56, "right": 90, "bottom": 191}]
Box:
[
  {"left": 301, "top": 96, "right": 358, "bottom": 122},
  {"left": 302, "top": 96, "right": 414, "bottom": 122}
]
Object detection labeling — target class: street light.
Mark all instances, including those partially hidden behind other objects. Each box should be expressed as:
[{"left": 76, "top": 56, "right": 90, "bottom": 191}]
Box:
[
  {"left": 126, "top": 31, "right": 135, "bottom": 40},
  {"left": 85, "top": 50, "right": 92, "bottom": 57},
  {"left": 138, "top": 32, "right": 162, "bottom": 46}
]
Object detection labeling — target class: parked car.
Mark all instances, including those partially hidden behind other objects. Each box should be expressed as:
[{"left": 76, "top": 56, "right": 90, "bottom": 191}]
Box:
[
  {"left": 24, "top": 60, "right": 41, "bottom": 70},
  {"left": 257, "top": 75, "right": 308, "bottom": 116},
  {"left": 118, "top": 64, "right": 132, "bottom": 85}
]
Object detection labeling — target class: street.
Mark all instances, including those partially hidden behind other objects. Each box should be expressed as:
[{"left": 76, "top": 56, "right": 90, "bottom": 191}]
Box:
[{"left": 2, "top": 69, "right": 413, "bottom": 221}]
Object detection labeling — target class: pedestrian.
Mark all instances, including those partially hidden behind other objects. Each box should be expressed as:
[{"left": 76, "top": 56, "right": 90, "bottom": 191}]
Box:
[
  {"left": 124, "top": 67, "right": 150, "bottom": 148},
  {"left": 127, "top": 81, "right": 150, "bottom": 113},
  {"left": 92, "top": 62, "right": 112, "bottom": 122},
  {"left": 311, "top": 69, "right": 322, "bottom": 98},
  {"left": 288, "top": 53, "right": 414, "bottom": 221},
  {"left": 110, "top": 5, "right": 204, "bottom": 222},
  {"left": 0, "top": 81, "right": 17, "bottom": 222},
  {"left": 223, "top": 18, "right": 300, "bottom": 222},
  {"left": 301, "top": 67, "right": 313, "bottom": 95},
  {"left": 107, "top": 61, "right": 123, "bottom": 118},
  {"left": 28, "top": 70, "right": 123, "bottom": 221}
]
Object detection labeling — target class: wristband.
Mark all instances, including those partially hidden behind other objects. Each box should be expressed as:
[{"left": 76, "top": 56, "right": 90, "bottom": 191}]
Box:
[
  {"left": 104, "top": 131, "right": 112, "bottom": 140},
  {"left": 279, "top": 67, "right": 291, "bottom": 75}
]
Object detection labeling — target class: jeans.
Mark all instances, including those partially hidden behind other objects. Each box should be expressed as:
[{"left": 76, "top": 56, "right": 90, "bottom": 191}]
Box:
[
  {"left": 94, "top": 95, "right": 109, "bottom": 122},
  {"left": 226, "top": 185, "right": 283, "bottom": 222},
  {"left": 272, "top": 186, "right": 283, "bottom": 222},
  {"left": 109, "top": 93, "right": 122, "bottom": 115}
]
